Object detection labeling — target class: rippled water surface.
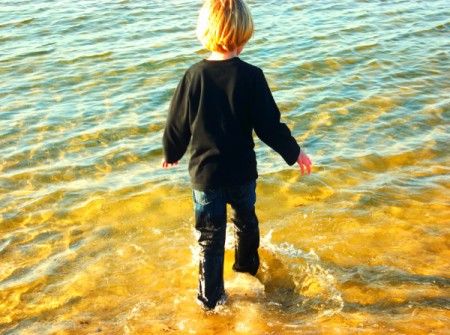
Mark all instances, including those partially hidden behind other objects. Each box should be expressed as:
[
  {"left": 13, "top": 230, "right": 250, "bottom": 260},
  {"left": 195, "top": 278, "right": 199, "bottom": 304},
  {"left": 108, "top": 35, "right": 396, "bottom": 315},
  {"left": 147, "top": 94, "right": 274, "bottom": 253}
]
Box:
[{"left": 1, "top": 0, "right": 449, "bottom": 334}]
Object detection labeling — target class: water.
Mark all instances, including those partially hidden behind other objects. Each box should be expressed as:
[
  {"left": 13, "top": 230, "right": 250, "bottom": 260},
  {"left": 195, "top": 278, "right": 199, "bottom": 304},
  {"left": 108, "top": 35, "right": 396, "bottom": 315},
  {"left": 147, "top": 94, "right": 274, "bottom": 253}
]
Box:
[{"left": 1, "top": 0, "right": 449, "bottom": 334}]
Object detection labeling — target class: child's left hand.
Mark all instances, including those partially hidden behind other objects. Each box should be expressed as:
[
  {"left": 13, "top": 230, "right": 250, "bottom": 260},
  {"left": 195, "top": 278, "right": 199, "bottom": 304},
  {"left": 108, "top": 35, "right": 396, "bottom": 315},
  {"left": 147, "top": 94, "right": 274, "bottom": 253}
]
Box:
[
  {"left": 161, "top": 158, "right": 178, "bottom": 168},
  {"left": 297, "top": 151, "right": 312, "bottom": 175}
]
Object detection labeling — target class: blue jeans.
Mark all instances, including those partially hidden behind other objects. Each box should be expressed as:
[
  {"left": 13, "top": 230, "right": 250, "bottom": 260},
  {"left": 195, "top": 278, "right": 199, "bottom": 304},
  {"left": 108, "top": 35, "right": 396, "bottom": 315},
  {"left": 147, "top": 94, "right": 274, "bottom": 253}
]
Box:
[{"left": 193, "top": 180, "right": 260, "bottom": 309}]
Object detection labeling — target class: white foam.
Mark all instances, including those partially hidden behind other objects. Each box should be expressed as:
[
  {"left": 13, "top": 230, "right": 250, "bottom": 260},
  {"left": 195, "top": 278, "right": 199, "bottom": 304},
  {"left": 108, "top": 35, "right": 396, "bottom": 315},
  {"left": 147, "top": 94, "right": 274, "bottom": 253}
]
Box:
[{"left": 260, "top": 230, "right": 344, "bottom": 316}]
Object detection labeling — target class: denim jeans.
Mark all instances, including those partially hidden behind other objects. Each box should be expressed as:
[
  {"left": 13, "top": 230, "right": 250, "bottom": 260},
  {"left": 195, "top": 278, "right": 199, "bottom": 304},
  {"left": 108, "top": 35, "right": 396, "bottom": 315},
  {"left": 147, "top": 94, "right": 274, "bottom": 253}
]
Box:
[{"left": 192, "top": 180, "right": 260, "bottom": 309}]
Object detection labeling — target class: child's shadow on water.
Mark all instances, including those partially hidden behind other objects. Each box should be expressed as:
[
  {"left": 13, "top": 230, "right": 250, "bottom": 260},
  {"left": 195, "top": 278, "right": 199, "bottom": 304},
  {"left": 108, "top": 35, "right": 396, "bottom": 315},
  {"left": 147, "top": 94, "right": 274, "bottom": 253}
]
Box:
[
  {"left": 256, "top": 249, "right": 299, "bottom": 305},
  {"left": 226, "top": 249, "right": 315, "bottom": 311}
]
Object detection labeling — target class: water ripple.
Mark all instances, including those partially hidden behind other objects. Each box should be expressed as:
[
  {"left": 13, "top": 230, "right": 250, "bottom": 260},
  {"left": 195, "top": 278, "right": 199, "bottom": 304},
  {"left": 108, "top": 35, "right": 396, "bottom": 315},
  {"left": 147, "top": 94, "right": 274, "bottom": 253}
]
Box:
[{"left": 1, "top": 1, "right": 449, "bottom": 333}]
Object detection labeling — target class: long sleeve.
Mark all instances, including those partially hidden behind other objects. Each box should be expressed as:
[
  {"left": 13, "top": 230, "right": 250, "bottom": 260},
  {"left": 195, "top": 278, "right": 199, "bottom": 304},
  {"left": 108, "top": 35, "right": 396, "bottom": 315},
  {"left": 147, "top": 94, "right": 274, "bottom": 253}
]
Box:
[
  {"left": 162, "top": 73, "right": 192, "bottom": 163},
  {"left": 251, "top": 69, "right": 300, "bottom": 165}
]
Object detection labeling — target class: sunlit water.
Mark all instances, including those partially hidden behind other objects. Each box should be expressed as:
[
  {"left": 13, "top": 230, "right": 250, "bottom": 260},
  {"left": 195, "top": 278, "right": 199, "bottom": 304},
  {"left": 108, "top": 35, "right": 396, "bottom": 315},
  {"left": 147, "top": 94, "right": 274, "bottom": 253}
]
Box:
[{"left": 1, "top": 0, "right": 449, "bottom": 334}]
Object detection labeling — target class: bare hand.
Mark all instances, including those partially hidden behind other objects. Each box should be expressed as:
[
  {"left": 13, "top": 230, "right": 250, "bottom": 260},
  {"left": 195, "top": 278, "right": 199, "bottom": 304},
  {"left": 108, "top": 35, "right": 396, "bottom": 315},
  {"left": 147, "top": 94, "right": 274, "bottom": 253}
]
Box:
[
  {"left": 161, "top": 158, "right": 179, "bottom": 168},
  {"left": 297, "top": 151, "right": 312, "bottom": 175}
]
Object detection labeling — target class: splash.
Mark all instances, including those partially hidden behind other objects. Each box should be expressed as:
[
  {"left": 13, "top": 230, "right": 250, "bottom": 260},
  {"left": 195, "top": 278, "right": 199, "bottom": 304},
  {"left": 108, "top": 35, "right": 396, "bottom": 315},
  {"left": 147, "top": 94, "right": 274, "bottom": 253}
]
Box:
[
  {"left": 256, "top": 230, "right": 344, "bottom": 317},
  {"left": 190, "top": 226, "right": 344, "bottom": 316}
]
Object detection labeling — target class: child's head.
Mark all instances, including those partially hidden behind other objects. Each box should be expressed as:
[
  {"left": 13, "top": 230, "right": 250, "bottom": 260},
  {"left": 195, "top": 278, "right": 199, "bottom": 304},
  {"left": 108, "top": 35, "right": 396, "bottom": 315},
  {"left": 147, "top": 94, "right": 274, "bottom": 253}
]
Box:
[{"left": 197, "top": 0, "right": 254, "bottom": 54}]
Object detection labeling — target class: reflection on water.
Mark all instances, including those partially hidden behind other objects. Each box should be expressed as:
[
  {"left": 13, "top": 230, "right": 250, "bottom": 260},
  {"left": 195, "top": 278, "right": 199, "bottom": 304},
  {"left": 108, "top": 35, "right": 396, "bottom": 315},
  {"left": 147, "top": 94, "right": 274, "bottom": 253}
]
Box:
[{"left": 1, "top": 0, "right": 450, "bottom": 334}]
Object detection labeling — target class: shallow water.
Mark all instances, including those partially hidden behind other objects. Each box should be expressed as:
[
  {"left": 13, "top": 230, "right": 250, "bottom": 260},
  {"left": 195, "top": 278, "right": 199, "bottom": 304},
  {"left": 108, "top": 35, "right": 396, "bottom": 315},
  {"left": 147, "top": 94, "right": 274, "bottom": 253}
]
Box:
[{"left": 1, "top": 0, "right": 450, "bottom": 334}]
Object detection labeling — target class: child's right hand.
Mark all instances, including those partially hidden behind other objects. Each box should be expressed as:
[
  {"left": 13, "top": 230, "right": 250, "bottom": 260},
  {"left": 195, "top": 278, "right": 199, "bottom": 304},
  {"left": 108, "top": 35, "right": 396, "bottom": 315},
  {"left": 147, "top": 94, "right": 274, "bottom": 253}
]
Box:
[
  {"left": 161, "top": 158, "right": 179, "bottom": 168},
  {"left": 297, "top": 151, "right": 312, "bottom": 175}
]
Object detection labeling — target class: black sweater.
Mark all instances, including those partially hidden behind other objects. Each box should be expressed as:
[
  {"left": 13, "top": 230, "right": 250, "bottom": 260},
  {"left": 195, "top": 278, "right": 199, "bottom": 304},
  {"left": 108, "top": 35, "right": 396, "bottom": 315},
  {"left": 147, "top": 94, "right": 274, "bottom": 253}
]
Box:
[{"left": 163, "top": 57, "right": 300, "bottom": 190}]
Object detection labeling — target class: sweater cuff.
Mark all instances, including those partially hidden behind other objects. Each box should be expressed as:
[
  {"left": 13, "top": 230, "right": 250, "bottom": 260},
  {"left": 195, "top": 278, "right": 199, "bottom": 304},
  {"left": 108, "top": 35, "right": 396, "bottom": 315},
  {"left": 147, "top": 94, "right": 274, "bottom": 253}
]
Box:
[{"left": 286, "top": 146, "right": 301, "bottom": 166}]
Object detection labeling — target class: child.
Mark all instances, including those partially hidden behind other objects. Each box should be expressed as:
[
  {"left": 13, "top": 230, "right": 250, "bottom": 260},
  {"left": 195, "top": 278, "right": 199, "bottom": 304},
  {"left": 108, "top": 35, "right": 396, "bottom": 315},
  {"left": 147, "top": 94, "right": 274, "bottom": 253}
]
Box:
[{"left": 162, "top": 0, "right": 312, "bottom": 310}]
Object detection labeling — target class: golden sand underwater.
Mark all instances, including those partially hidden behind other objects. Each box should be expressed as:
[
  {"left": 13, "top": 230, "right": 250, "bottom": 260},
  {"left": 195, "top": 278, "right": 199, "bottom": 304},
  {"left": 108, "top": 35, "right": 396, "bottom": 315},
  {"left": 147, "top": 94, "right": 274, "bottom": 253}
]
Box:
[{"left": 1, "top": 0, "right": 449, "bottom": 334}]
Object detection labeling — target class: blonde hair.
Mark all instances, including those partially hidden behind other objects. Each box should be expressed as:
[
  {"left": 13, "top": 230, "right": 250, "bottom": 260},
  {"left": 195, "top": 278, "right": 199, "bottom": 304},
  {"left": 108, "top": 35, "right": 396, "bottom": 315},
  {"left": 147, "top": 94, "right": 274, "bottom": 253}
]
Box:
[{"left": 197, "top": 0, "right": 254, "bottom": 53}]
